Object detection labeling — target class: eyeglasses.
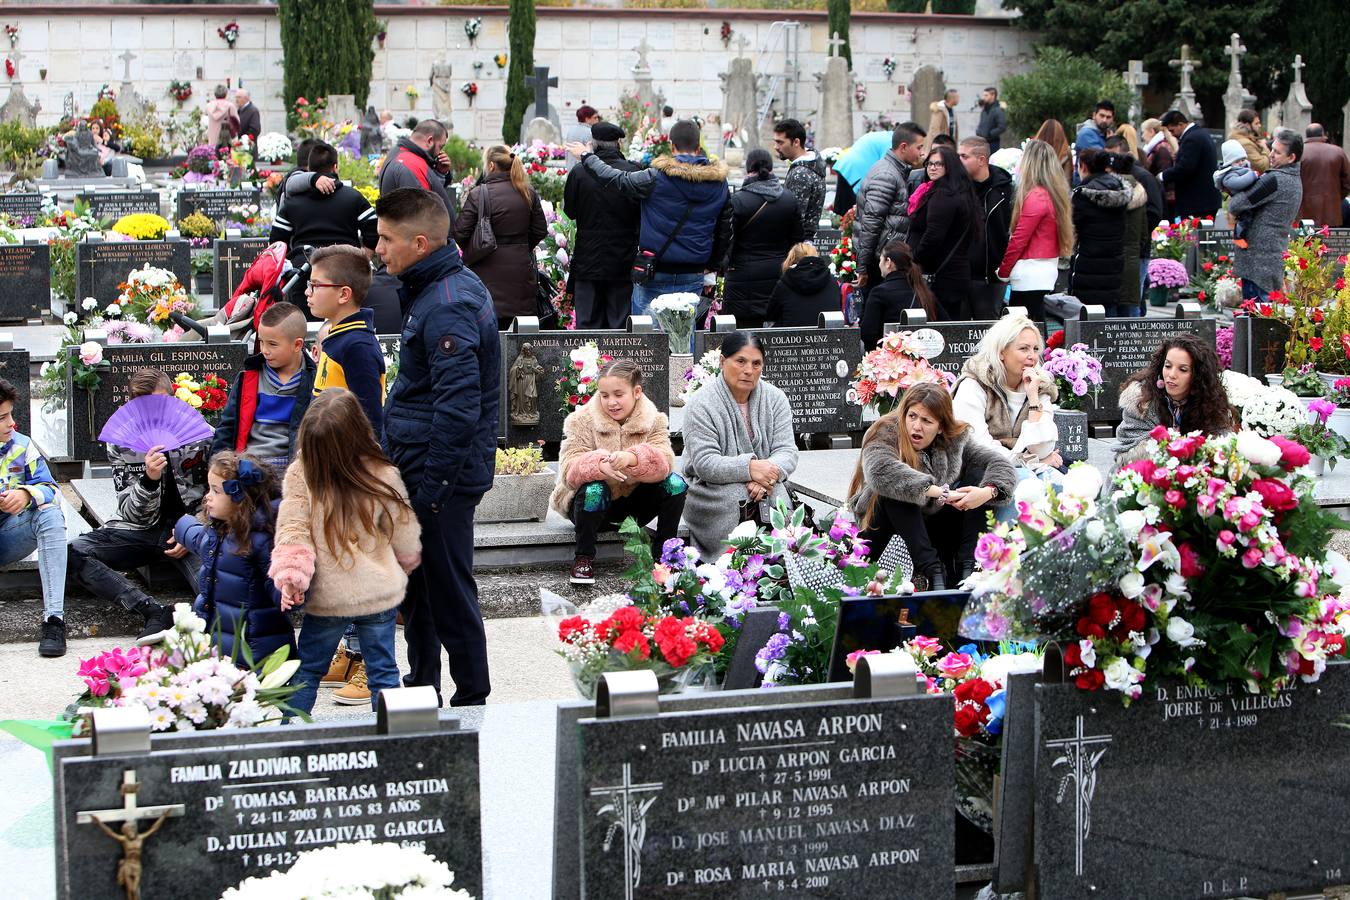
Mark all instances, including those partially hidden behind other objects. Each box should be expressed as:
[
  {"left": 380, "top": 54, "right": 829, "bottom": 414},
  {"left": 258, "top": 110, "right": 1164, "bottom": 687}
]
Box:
[
  {"left": 305, "top": 280, "right": 343, "bottom": 294},
  {"left": 925, "top": 161, "right": 945, "bottom": 169}
]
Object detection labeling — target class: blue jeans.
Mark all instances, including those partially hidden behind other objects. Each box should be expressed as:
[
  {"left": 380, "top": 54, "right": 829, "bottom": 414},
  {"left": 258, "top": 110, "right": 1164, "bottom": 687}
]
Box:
[
  {"left": 631, "top": 272, "right": 704, "bottom": 319},
  {"left": 0, "top": 503, "right": 67, "bottom": 619},
  {"left": 289, "top": 608, "right": 399, "bottom": 714}
]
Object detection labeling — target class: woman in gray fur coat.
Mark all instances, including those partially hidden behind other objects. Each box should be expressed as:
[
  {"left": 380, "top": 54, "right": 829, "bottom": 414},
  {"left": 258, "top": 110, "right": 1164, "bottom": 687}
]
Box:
[
  {"left": 682, "top": 332, "right": 798, "bottom": 557},
  {"left": 847, "top": 383, "right": 1015, "bottom": 590}
]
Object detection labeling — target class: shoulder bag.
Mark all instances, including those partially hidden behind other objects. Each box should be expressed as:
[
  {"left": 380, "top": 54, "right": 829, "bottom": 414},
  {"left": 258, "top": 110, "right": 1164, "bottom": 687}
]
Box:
[
  {"left": 460, "top": 183, "right": 498, "bottom": 267},
  {"left": 632, "top": 201, "right": 696, "bottom": 285}
]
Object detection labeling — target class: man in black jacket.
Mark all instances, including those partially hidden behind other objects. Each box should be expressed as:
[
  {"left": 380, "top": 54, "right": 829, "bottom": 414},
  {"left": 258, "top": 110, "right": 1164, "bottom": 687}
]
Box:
[
  {"left": 959, "top": 137, "right": 1012, "bottom": 318},
  {"left": 1159, "top": 110, "right": 1221, "bottom": 219},
  {"left": 975, "top": 88, "right": 1007, "bottom": 153},
  {"left": 270, "top": 141, "right": 378, "bottom": 275},
  {"left": 1106, "top": 134, "right": 1165, "bottom": 309},
  {"left": 563, "top": 122, "right": 642, "bottom": 329},
  {"left": 234, "top": 88, "right": 261, "bottom": 144}
]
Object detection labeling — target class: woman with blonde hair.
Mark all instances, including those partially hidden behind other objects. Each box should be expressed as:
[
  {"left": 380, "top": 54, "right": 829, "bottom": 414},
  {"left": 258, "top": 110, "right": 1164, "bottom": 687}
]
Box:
[
  {"left": 765, "top": 242, "right": 842, "bottom": 327},
  {"left": 453, "top": 144, "right": 547, "bottom": 329},
  {"left": 952, "top": 314, "right": 1062, "bottom": 479},
  {"left": 1032, "top": 119, "right": 1074, "bottom": 184},
  {"left": 846, "top": 382, "right": 1014, "bottom": 589},
  {"left": 1114, "top": 123, "right": 1142, "bottom": 163},
  {"left": 995, "top": 140, "right": 1075, "bottom": 320}
]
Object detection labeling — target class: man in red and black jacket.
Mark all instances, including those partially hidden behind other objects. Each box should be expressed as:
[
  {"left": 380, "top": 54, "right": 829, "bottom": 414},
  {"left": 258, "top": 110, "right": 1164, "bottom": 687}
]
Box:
[{"left": 379, "top": 119, "right": 458, "bottom": 219}]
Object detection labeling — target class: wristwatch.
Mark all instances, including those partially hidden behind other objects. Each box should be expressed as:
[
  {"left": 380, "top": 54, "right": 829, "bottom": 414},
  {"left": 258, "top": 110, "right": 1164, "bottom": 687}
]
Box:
[{"left": 983, "top": 483, "right": 1004, "bottom": 503}]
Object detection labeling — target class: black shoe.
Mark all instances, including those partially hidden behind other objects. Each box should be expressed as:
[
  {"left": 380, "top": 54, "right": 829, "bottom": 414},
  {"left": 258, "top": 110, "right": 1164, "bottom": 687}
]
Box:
[
  {"left": 958, "top": 562, "right": 976, "bottom": 584},
  {"left": 923, "top": 567, "right": 947, "bottom": 592},
  {"left": 39, "top": 616, "right": 66, "bottom": 658},
  {"left": 135, "top": 604, "right": 174, "bottom": 646}
]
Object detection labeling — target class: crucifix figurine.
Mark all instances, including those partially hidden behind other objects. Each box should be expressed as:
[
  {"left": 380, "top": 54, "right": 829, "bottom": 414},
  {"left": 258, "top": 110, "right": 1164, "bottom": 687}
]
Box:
[
  {"left": 732, "top": 32, "right": 750, "bottom": 60},
  {"left": 1291, "top": 53, "right": 1306, "bottom": 87},
  {"left": 77, "top": 769, "right": 185, "bottom": 900}
]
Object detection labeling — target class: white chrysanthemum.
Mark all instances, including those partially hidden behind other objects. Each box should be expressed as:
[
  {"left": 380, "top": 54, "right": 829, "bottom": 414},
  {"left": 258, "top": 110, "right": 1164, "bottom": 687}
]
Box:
[{"left": 81, "top": 297, "right": 98, "bottom": 311}]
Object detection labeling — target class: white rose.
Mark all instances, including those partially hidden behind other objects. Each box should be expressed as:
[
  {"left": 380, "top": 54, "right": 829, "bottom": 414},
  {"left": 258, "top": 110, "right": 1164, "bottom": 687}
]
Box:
[
  {"left": 1103, "top": 657, "right": 1137, "bottom": 691},
  {"left": 1117, "top": 509, "right": 1147, "bottom": 541},
  {"left": 1235, "top": 430, "right": 1282, "bottom": 467},
  {"left": 728, "top": 519, "right": 759, "bottom": 541},
  {"left": 1166, "top": 616, "right": 1196, "bottom": 645},
  {"left": 1085, "top": 520, "right": 1106, "bottom": 544},
  {"left": 1014, "top": 476, "right": 1047, "bottom": 505},
  {"left": 1119, "top": 570, "right": 1145, "bottom": 599},
  {"left": 1060, "top": 464, "right": 1103, "bottom": 500}
]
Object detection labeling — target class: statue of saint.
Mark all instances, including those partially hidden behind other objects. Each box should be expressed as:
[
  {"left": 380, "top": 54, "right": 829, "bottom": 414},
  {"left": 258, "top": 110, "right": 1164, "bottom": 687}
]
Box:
[
  {"left": 430, "top": 62, "right": 454, "bottom": 121},
  {"left": 509, "top": 343, "right": 544, "bottom": 425},
  {"left": 359, "top": 106, "right": 383, "bottom": 158},
  {"left": 90, "top": 810, "right": 173, "bottom": 900},
  {"left": 65, "top": 122, "right": 105, "bottom": 178}
]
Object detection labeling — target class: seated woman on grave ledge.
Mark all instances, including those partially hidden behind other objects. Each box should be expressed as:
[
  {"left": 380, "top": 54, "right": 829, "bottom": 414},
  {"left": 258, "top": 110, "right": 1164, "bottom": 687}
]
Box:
[
  {"left": 952, "top": 314, "right": 1063, "bottom": 485},
  {"left": 1114, "top": 334, "right": 1235, "bottom": 466},
  {"left": 682, "top": 331, "right": 798, "bottom": 557},
  {"left": 847, "top": 382, "right": 1015, "bottom": 590}
]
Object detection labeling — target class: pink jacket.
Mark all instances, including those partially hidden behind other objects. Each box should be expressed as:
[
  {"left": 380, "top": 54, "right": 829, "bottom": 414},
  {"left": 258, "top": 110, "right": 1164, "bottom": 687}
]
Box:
[
  {"left": 549, "top": 393, "right": 674, "bottom": 516},
  {"left": 997, "top": 186, "right": 1062, "bottom": 279}
]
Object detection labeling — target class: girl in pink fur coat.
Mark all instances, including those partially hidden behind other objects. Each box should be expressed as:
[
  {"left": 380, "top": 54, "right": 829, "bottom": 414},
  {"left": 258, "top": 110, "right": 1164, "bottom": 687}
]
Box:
[{"left": 549, "top": 359, "right": 687, "bottom": 585}]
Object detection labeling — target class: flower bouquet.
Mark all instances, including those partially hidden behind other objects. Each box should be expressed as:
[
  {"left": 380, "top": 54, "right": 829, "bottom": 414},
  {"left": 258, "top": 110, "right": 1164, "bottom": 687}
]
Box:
[
  {"left": 649, "top": 293, "right": 698, "bottom": 356},
  {"left": 117, "top": 265, "right": 196, "bottom": 325},
  {"left": 555, "top": 341, "right": 612, "bottom": 413},
  {"left": 828, "top": 232, "right": 858, "bottom": 284},
  {"left": 534, "top": 209, "right": 574, "bottom": 288},
  {"left": 962, "top": 432, "right": 1348, "bottom": 703},
  {"left": 681, "top": 348, "right": 722, "bottom": 401},
  {"left": 221, "top": 842, "right": 475, "bottom": 900},
  {"left": 217, "top": 21, "right": 239, "bottom": 47},
  {"left": 1042, "top": 342, "right": 1102, "bottom": 411},
  {"left": 460, "top": 82, "right": 478, "bottom": 107},
  {"left": 111, "top": 213, "right": 171, "bottom": 241},
  {"left": 1150, "top": 217, "right": 1201, "bottom": 262},
  {"left": 167, "top": 79, "right": 192, "bottom": 104},
  {"left": 173, "top": 371, "right": 229, "bottom": 423},
  {"left": 847, "top": 330, "right": 953, "bottom": 416}
]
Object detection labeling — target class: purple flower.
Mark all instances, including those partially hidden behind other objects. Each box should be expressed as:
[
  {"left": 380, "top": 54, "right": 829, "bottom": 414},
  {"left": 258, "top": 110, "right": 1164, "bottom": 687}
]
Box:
[
  {"left": 828, "top": 517, "right": 858, "bottom": 542},
  {"left": 742, "top": 554, "right": 766, "bottom": 579},
  {"left": 777, "top": 612, "right": 791, "bottom": 630},
  {"left": 754, "top": 632, "right": 791, "bottom": 673},
  {"left": 660, "top": 538, "right": 689, "bottom": 569}
]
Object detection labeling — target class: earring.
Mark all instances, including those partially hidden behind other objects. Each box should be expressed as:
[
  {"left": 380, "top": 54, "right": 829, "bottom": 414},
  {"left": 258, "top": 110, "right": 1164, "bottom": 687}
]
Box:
[{"left": 1156, "top": 378, "right": 1165, "bottom": 389}]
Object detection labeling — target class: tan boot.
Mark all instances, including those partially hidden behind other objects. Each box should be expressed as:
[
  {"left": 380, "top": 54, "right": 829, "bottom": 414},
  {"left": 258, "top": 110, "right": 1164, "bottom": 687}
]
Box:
[
  {"left": 333, "top": 659, "right": 370, "bottom": 706},
  {"left": 319, "top": 645, "right": 353, "bottom": 688}
]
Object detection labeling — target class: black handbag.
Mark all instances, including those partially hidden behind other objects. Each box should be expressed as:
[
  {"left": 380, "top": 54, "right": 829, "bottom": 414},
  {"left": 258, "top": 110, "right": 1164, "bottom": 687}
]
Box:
[
  {"left": 535, "top": 270, "right": 560, "bottom": 330},
  {"left": 461, "top": 183, "right": 498, "bottom": 267},
  {"left": 632, "top": 201, "right": 696, "bottom": 285}
]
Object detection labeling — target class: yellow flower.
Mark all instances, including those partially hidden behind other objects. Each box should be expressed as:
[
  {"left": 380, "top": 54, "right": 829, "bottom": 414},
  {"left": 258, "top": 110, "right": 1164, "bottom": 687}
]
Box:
[
  {"left": 111, "top": 213, "right": 171, "bottom": 241},
  {"left": 174, "top": 386, "right": 202, "bottom": 408}
]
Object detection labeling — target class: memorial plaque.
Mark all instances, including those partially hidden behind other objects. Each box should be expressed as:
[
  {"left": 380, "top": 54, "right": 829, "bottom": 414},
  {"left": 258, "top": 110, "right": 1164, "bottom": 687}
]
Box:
[
  {"left": 501, "top": 329, "right": 669, "bottom": 445},
  {"left": 0, "top": 242, "right": 51, "bottom": 320},
  {"left": 212, "top": 238, "right": 270, "bottom": 301},
  {"left": 54, "top": 714, "right": 483, "bottom": 900},
  {"left": 176, "top": 188, "right": 262, "bottom": 224},
  {"left": 1034, "top": 663, "right": 1350, "bottom": 899},
  {"left": 77, "top": 190, "right": 161, "bottom": 222},
  {"left": 1063, "top": 318, "right": 1216, "bottom": 423},
  {"left": 1194, "top": 226, "right": 1235, "bottom": 260},
  {"left": 67, "top": 340, "right": 250, "bottom": 461},
  {"left": 576, "top": 688, "right": 953, "bottom": 899},
  {"left": 75, "top": 240, "right": 192, "bottom": 304},
  {"left": 1053, "top": 410, "right": 1088, "bottom": 463},
  {"left": 1319, "top": 227, "right": 1350, "bottom": 261},
  {"left": 890, "top": 320, "right": 1048, "bottom": 379},
  {"left": 0, "top": 191, "right": 46, "bottom": 222},
  {"left": 697, "top": 326, "right": 863, "bottom": 434},
  {"left": 0, "top": 348, "right": 31, "bottom": 434},
  {"left": 812, "top": 227, "right": 842, "bottom": 255},
  {"left": 1229, "top": 315, "right": 1290, "bottom": 379}
]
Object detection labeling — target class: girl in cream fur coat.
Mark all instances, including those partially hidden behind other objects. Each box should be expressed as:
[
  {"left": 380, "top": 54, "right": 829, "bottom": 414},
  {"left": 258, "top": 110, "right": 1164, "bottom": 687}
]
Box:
[
  {"left": 269, "top": 390, "right": 422, "bottom": 715},
  {"left": 550, "top": 359, "right": 687, "bottom": 585}
]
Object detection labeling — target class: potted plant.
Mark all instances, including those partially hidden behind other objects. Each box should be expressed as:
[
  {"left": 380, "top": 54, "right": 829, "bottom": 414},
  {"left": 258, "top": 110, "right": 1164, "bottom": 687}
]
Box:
[
  {"left": 475, "top": 446, "right": 554, "bottom": 524},
  {"left": 189, "top": 248, "right": 214, "bottom": 296},
  {"left": 1145, "top": 257, "right": 1188, "bottom": 306},
  {"left": 1325, "top": 377, "right": 1350, "bottom": 439},
  {"left": 1279, "top": 363, "right": 1327, "bottom": 401},
  {"left": 1289, "top": 400, "right": 1346, "bottom": 475}
]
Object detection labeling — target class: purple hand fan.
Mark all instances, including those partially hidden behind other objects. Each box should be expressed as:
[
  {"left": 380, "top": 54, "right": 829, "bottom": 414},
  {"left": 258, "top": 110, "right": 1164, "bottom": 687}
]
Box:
[{"left": 97, "top": 394, "right": 215, "bottom": 453}]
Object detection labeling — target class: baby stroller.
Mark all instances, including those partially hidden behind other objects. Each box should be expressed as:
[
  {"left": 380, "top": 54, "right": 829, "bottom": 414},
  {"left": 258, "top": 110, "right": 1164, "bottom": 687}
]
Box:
[{"left": 208, "top": 242, "right": 292, "bottom": 350}]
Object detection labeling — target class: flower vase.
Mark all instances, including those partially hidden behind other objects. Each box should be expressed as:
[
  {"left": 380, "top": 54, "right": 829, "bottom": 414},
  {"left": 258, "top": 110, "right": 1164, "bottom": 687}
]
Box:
[
  {"left": 669, "top": 353, "right": 693, "bottom": 408},
  {"left": 1309, "top": 454, "right": 1327, "bottom": 476},
  {"left": 1328, "top": 406, "right": 1350, "bottom": 440},
  {"left": 1147, "top": 286, "right": 1172, "bottom": 307}
]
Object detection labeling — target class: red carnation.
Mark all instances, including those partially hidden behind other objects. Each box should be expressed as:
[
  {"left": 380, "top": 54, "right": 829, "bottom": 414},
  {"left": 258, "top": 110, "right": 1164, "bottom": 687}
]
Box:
[
  {"left": 1074, "top": 668, "right": 1105, "bottom": 691},
  {"left": 1326, "top": 634, "right": 1346, "bottom": 657},
  {"left": 1311, "top": 337, "right": 1325, "bottom": 352},
  {"left": 613, "top": 629, "right": 650, "bottom": 660},
  {"left": 1251, "top": 478, "right": 1297, "bottom": 512},
  {"left": 557, "top": 615, "right": 589, "bottom": 643},
  {"left": 1267, "top": 435, "right": 1310, "bottom": 471}
]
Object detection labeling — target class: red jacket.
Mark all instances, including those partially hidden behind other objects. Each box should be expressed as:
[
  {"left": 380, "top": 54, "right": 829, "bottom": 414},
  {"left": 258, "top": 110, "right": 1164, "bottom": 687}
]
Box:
[
  {"left": 997, "top": 186, "right": 1062, "bottom": 279},
  {"left": 224, "top": 242, "right": 289, "bottom": 336}
]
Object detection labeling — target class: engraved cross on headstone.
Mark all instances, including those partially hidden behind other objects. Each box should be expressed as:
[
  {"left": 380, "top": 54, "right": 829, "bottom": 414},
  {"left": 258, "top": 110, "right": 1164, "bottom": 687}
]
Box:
[
  {"left": 589, "top": 763, "right": 663, "bottom": 899},
  {"left": 1224, "top": 33, "right": 1246, "bottom": 80},
  {"left": 1169, "top": 44, "right": 1201, "bottom": 95},
  {"left": 827, "top": 31, "right": 846, "bottom": 60},
  {"left": 75, "top": 769, "right": 185, "bottom": 827},
  {"left": 526, "top": 65, "right": 557, "bottom": 116},
  {"left": 1045, "top": 716, "right": 1112, "bottom": 877},
  {"left": 118, "top": 49, "right": 136, "bottom": 84},
  {"left": 217, "top": 244, "right": 242, "bottom": 289}
]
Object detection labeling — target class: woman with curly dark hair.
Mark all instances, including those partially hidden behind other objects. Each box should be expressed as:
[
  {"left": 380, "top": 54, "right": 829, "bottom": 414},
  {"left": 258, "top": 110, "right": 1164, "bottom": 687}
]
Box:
[{"left": 1114, "top": 334, "right": 1234, "bottom": 464}]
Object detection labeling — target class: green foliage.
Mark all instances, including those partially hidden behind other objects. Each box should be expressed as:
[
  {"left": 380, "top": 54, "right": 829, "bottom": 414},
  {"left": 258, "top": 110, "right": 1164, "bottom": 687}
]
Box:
[
  {"left": 503, "top": 0, "right": 536, "bottom": 145},
  {"left": 1000, "top": 47, "right": 1132, "bottom": 141},
  {"left": 0, "top": 120, "right": 50, "bottom": 179},
  {"left": 337, "top": 151, "right": 377, "bottom": 188},
  {"left": 529, "top": 170, "right": 564, "bottom": 206},
  {"left": 930, "top": 0, "right": 976, "bottom": 10},
  {"left": 278, "top": 0, "right": 378, "bottom": 118},
  {"left": 442, "top": 133, "right": 481, "bottom": 181},
  {"left": 826, "top": 0, "right": 850, "bottom": 69}
]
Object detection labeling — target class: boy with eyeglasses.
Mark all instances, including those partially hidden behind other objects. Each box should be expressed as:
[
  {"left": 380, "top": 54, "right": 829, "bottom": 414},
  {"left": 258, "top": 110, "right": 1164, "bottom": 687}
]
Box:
[{"left": 304, "top": 244, "right": 386, "bottom": 438}]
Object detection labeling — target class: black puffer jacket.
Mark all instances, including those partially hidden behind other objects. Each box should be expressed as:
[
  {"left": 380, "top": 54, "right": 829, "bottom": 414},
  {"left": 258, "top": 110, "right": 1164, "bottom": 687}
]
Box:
[
  {"left": 1069, "top": 173, "right": 1132, "bottom": 307},
  {"left": 766, "top": 256, "right": 840, "bottom": 327},
  {"left": 722, "top": 176, "right": 803, "bottom": 322},
  {"left": 907, "top": 183, "right": 980, "bottom": 286},
  {"left": 563, "top": 145, "right": 643, "bottom": 281}
]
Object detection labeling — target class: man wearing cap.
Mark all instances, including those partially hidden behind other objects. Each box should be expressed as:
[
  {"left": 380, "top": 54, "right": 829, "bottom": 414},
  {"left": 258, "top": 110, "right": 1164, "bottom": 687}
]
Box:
[
  {"left": 564, "top": 105, "right": 602, "bottom": 171},
  {"left": 563, "top": 122, "right": 643, "bottom": 328}
]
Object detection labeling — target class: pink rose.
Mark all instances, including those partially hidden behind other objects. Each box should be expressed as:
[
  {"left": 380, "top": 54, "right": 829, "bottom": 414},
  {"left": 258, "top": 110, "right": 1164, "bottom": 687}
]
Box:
[
  {"left": 1216, "top": 529, "right": 1236, "bottom": 546},
  {"left": 910, "top": 635, "right": 942, "bottom": 657},
  {"left": 845, "top": 648, "right": 880, "bottom": 673},
  {"left": 1268, "top": 435, "right": 1311, "bottom": 470},
  {"left": 936, "top": 651, "right": 974, "bottom": 680},
  {"left": 78, "top": 341, "right": 103, "bottom": 366},
  {"left": 1242, "top": 547, "right": 1263, "bottom": 569}
]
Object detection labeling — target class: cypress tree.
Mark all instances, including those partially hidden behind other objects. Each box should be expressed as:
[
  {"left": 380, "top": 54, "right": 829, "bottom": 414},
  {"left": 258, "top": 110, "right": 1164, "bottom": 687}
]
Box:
[
  {"left": 278, "top": 0, "right": 378, "bottom": 126},
  {"left": 827, "top": 0, "right": 851, "bottom": 71},
  {"left": 504, "top": 0, "right": 536, "bottom": 145}
]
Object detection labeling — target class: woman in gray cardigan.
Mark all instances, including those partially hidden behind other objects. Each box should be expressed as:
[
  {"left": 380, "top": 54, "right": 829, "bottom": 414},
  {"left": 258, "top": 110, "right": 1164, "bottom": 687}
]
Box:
[
  {"left": 848, "top": 382, "right": 1015, "bottom": 590},
  {"left": 682, "top": 332, "right": 798, "bottom": 557}
]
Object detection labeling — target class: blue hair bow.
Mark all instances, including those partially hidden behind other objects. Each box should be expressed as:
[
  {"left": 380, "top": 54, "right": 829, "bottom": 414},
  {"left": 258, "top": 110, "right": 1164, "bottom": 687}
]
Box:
[{"left": 222, "top": 459, "right": 264, "bottom": 503}]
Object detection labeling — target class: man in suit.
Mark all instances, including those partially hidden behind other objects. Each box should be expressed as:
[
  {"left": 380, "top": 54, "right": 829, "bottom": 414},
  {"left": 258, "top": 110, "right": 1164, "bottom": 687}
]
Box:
[
  {"left": 1158, "top": 110, "right": 1220, "bottom": 219},
  {"left": 1298, "top": 123, "right": 1350, "bottom": 227},
  {"left": 234, "top": 88, "right": 261, "bottom": 144}
]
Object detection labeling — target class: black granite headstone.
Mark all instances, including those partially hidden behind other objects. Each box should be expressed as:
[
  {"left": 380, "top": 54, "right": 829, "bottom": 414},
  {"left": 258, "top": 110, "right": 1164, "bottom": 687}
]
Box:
[
  {"left": 696, "top": 325, "right": 863, "bottom": 433},
  {"left": 576, "top": 687, "right": 953, "bottom": 899},
  {"left": 1063, "top": 318, "right": 1216, "bottom": 423},
  {"left": 1318, "top": 227, "right": 1350, "bottom": 261},
  {"left": 892, "top": 320, "right": 1049, "bottom": 379},
  {"left": 74, "top": 240, "right": 192, "bottom": 304},
  {"left": 1229, "top": 315, "right": 1291, "bottom": 378},
  {"left": 812, "top": 227, "right": 842, "bottom": 255},
  {"left": 0, "top": 348, "right": 31, "bottom": 434},
  {"left": 1053, "top": 410, "right": 1088, "bottom": 463},
  {"left": 0, "top": 191, "right": 46, "bottom": 222},
  {"left": 66, "top": 340, "right": 250, "bottom": 461},
  {"left": 77, "top": 191, "right": 161, "bottom": 222},
  {"left": 1034, "top": 663, "right": 1350, "bottom": 899},
  {"left": 212, "top": 238, "right": 270, "bottom": 301},
  {"left": 176, "top": 188, "right": 263, "bottom": 225},
  {"left": 53, "top": 714, "right": 482, "bottom": 900},
  {"left": 1194, "top": 226, "right": 1235, "bottom": 261},
  {"left": 501, "top": 329, "right": 670, "bottom": 445},
  {"left": 0, "top": 242, "right": 51, "bottom": 320}
]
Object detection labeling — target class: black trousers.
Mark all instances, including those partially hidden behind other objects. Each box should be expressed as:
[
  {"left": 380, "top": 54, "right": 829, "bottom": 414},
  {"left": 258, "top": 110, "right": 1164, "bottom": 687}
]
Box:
[
  {"left": 859, "top": 495, "right": 984, "bottom": 579},
  {"left": 399, "top": 495, "right": 491, "bottom": 706},
  {"left": 967, "top": 280, "right": 1005, "bottom": 320},
  {"left": 68, "top": 525, "right": 200, "bottom": 612},
  {"left": 1009, "top": 289, "right": 1049, "bottom": 321},
  {"left": 569, "top": 478, "right": 687, "bottom": 558},
  {"left": 933, "top": 277, "right": 971, "bottom": 322},
  {"left": 573, "top": 279, "right": 633, "bottom": 330},
  {"left": 833, "top": 178, "right": 857, "bottom": 217}
]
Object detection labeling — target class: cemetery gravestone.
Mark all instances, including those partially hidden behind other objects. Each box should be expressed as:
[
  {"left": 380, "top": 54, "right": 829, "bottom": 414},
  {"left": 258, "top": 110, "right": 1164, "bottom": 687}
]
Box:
[
  {"left": 1195, "top": 226, "right": 1235, "bottom": 262},
  {"left": 175, "top": 189, "right": 262, "bottom": 225},
  {"left": 697, "top": 324, "right": 863, "bottom": 434},
  {"left": 1063, "top": 317, "right": 1216, "bottom": 422},
  {"left": 891, "top": 320, "right": 1047, "bottom": 380},
  {"left": 909, "top": 66, "right": 946, "bottom": 128},
  {"left": 0, "top": 242, "right": 52, "bottom": 320},
  {"left": 75, "top": 240, "right": 192, "bottom": 304},
  {"left": 1034, "top": 664, "right": 1350, "bottom": 899},
  {"left": 66, "top": 340, "right": 250, "bottom": 461},
  {"left": 1053, "top": 410, "right": 1088, "bottom": 463},
  {"left": 816, "top": 32, "right": 854, "bottom": 153},
  {"left": 0, "top": 191, "right": 46, "bottom": 222},
  {"left": 501, "top": 327, "right": 670, "bottom": 445},
  {"left": 0, "top": 347, "right": 31, "bottom": 434},
  {"left": 1229, "top": 315, "right": 1290, "bottom": 379},
  {"left": 77, "top": 191, "right": 161, "bottom": 222},
  {"left": 213, "top": 238, "right": 270, "bottom": 302},
  {"left": 811, "top": 227, "right": 842, "bottom": 256},
  {"left": 53, "top": 708, "right": 483, "bottom": 900}
]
